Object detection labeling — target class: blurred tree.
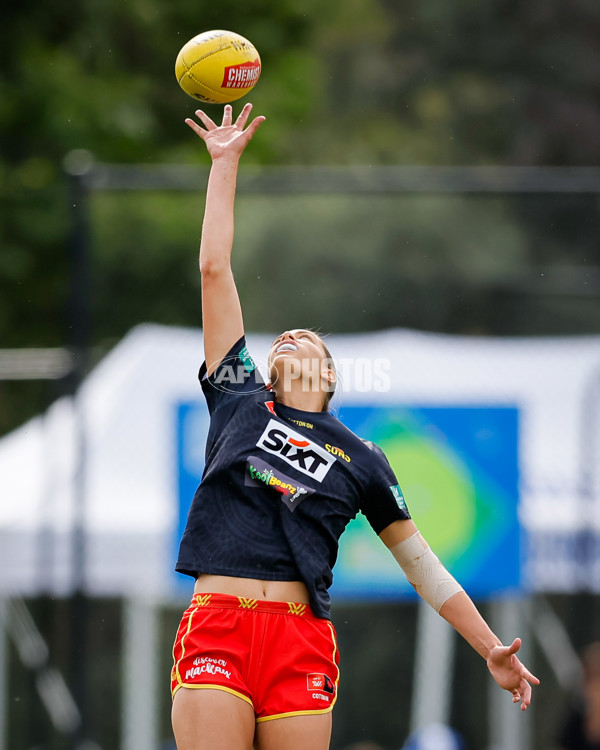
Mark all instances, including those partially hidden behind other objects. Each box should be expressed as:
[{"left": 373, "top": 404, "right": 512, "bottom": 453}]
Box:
[{"left": 0, "top": 0, "right": 599, "bottom": 435}]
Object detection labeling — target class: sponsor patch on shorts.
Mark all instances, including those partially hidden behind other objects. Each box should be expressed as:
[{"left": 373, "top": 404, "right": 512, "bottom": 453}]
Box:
[
  {"left": 307, "top": 672, "right": 335, "bottom": 695},
  {"left": 185, "top": 657, "right": 232, "bottom": 681}
]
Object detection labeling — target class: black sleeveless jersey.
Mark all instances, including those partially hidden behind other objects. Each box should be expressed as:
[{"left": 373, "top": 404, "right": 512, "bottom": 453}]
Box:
[{"left": 176, "top": 336, "right": 411, "bottom": 619}]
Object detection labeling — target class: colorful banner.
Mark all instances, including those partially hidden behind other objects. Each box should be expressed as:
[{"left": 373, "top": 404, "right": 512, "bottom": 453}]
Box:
[
  {"left": 332, "top": 405, "right": 520, "bottom": 600},
  {"left": 174, "top": 401, "right": 209, "bottom": 593},
  {"left": 175, "top": 401, "right": 520, "bottom": 599}
]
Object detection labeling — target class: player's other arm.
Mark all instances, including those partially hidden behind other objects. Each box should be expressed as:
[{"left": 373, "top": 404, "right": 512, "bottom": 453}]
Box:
[
  {"left": 379, "top": 519, "right": 540, "bottom": 710},
  {"left": 185, "top": 103, "right": 265, "bottom": 375}
]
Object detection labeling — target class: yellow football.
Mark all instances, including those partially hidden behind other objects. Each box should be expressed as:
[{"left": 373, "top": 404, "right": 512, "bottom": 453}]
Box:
[{"left": 175, "top": 30, "right": 261, "bottom": 105}]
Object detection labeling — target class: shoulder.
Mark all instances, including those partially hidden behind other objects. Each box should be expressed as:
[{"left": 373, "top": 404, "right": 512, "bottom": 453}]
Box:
[
  {"left": 358, "top": 439, "right": 395, "bottom": 475},
  {"left": 200, "top": 335, "right": 268, "bottom": 415},
  {"left": 322, "top": 417, "right": 391, "bottom": 470},
  {"left": 359, "top": 438, "right": 390, "bottom": 461},
  {"left": 319, "top": 413, "right": 378, "bottom": 451}
]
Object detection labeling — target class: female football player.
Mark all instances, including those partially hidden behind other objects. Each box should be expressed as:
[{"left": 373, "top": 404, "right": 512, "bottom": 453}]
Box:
[{"left": 170, "top": 103, "right": 539, "bottom": 750}]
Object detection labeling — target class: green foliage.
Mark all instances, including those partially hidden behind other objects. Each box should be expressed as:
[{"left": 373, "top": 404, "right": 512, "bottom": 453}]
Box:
[
  {"left": 231, "top": 193, "right": 528, "bottom": 334},
  {"left": 0, "top": 0, "right": 599, "bottom": 437}
]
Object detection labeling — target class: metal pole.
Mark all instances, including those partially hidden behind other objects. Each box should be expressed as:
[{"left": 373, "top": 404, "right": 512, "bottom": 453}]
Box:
[
  {"left": 122, "top": 597, "right": 159, "bottom": 750},
  {"left": 0, "top": 598, "right": 8, "bottom": 750},
  {"left": 488, "top": 597, "right": 532, "bottom": 750},
  {"left": 410, "top": 599, "right": 456, "bottom": 733},
  {"left": 577, "top": 362, "right": 600, "bottom": 589},
  {"left": 64, "top": 149, "right": 94, "bottom": 750}
]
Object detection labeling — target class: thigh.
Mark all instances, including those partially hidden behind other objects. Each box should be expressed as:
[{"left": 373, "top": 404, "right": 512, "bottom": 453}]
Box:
[
  {"left": 172, "top": 687, "right": 255, "bottom": 750},
  {"left": 254, "top": 712, "right": 332, "bottom": 750}
]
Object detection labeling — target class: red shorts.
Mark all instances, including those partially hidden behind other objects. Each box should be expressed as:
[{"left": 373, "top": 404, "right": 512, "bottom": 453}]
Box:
[{"left": 171, "top": 593, "right": 339, "bottom": 722}]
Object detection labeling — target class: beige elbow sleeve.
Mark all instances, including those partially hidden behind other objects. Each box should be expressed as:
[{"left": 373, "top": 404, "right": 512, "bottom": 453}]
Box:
[{"left": 390, "top": 532, "right": 463, "bottom": 613}]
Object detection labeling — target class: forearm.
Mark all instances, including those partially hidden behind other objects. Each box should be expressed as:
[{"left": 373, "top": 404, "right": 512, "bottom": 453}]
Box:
[
  {"left": 380, "top": 520, "right": 538, "bottom": 706},
  {"left": 382, "top": 523, "right": 503, "bottom": 661},
  {"left": 199, "top": 156, "right": 240, "bottom": 275},
  {"left": 439, "top": 591, "right": 502, "bottom": 660}
]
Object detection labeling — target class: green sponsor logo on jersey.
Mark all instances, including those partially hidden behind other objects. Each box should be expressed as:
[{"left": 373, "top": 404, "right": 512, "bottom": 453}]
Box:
[
  {"left": 390, "top": 484, "right": 407, "bottom": 511},
  {"left": 238, "top": 345, "right": 257, "bottom": 374}
]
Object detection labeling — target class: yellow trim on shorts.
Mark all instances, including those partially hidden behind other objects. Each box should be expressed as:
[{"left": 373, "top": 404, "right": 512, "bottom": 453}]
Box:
[
  {"left": 327, "top": 620, "right": 340, "bottom": 709},
  {"left": 256, "top": 619, "right": 340, "bottom": 723},
  {"left": 172, "top": 683, "right": 254, "bottom": 707},
  {"left": 287, "top": 602, "right": 307, "bottom": 616},
  {"left": 237, "top": 596, "right": 259, "bottom": 609},
  {"left": 172, "top": 602, "right": 199, "bottom": 688},
  {"left": 256, "top": 705, "right": 334, "bottom": 722}
]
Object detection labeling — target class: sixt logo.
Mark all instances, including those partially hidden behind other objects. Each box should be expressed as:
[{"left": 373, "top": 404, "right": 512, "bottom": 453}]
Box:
[{"left": 256, "top": 419, "right": 335, "bottom": 482}]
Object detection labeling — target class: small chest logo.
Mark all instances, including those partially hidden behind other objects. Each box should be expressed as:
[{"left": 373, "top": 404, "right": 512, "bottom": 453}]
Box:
[
  {"left": 245, "top": 456, "right": 315, "bottom": 512},
  {"left": 256, "top": 419, "right": 335, "bottom": 482}
]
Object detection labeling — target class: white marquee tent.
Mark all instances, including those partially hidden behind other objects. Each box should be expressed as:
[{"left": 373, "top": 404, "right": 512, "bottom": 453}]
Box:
[{"left": 1, "top": 323, "right": 599, "bottom": 599}]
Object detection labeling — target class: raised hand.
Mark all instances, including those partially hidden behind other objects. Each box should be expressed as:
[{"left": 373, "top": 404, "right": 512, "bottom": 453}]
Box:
[
  {"left": 185, "top": 102, "right": 265, "bottom": 161},
  {"left": 486, "top": 637, "right": 541, "bottom": 711}
]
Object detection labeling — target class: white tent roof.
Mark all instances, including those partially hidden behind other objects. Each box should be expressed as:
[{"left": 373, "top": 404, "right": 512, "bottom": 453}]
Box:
[{"left": 1, "top": 324, "right": 599, "bottom": 598}]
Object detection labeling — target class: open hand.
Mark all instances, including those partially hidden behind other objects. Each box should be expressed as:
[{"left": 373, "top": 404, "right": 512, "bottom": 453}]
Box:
[
  {"left": 185, "top": 103, "right": 265, "bottom": 161},
  {"left": 487, "top": 637, "right": 541, "bottom": 710}
]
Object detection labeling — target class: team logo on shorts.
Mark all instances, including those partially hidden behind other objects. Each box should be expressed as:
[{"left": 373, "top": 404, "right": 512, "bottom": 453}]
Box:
[
  {"left": 307, "top": 673, "right": 335, "bottom": 695},
  {"left": 246, "top": 456, "right": 315, "bottom": 512},
  {"left": 256, "top": 419, "right": 335, "bottom": 482}
]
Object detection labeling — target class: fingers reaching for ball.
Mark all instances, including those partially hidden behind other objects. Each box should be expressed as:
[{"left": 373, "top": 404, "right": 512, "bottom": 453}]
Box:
[
  {"left": 184, "top": 109, "right": 216, "bottom": 138},
  {"left": 242, "top": 110, "right": 266, "bottom": 140},
  {"left": 222, "top": 105, "right": 233, "bottom": 128},
  {"left": 235, "top": 102, "right": 254, "bottom": 130},
  {"left": 185, "top": 103, "right": 265, "bottom": 158},
  {"left": 184, "top": 115, "right": 207, "bottom": 139},
  {"left": 197, "top": 110, "right": 219, "bottom": 130}
]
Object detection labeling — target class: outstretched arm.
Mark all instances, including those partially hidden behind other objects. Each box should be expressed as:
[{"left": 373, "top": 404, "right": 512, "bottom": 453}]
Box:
[
  {"left": 185, "top": 103, "right": 265, "bottom": 375},
  {"left": 438, "top": 590, "right": 540, "bottom": 710},
  {"left": 379, "top": 519, "right": 540, "bottom": 710}
]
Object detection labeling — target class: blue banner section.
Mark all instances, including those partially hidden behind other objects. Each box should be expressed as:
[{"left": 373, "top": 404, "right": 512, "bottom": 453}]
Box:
[
  {"left": 332, "top": 405, "right": 521, "bottom": 600},
  {"left": 174, "top": 401, "right": 520, "bottom": 600},
  {"left": 174, "top": 401, "right": 209, "bottom": 592}
]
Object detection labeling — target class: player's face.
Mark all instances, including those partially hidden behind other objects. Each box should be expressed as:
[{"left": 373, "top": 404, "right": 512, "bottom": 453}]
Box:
[{"left": 268, "top": 329, "right": 333, "bottom": 390}]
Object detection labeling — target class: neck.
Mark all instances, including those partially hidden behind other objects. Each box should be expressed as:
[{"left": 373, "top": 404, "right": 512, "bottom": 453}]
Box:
[{"left": 274, "top": 385, "right": 326, "bottom": 413}]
